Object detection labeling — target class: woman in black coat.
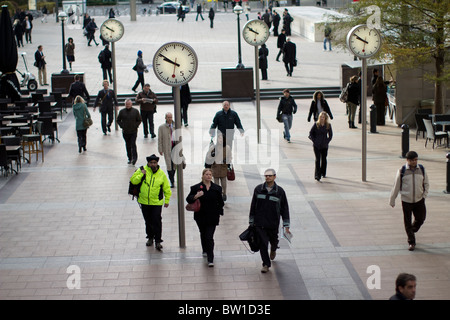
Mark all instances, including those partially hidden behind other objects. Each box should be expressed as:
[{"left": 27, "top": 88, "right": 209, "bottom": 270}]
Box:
[
  {"left": 309, "top": 111, "right": 333, "bottom": 181},
  {"left": 307, "top": 90, "right": 333, "bottom": 122},
  {"left": 259, "top": 44, "right": 269, "bottom": 80},
  {"left": 186, "top": 168, "right": 224, "bottom": 267}
]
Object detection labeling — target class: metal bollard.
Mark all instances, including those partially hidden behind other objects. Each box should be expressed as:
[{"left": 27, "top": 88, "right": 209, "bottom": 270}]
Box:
[
  {"left": 370, "top": 104, "right": 377, "bottom": 133},
  {"left": 445, "top": 153, "right": 450, "bottom": 194},
  {"left": 401, "top": 124, "right": 409, "bottom": 158}
]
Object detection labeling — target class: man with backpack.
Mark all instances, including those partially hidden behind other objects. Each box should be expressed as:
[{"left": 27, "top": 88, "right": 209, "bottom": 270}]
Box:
[
  {"left": 98, "top": 44, "right": 112, "bottom": 83},
  {"left": 389, "top": 151, "right": 429, "bottom": 251}
]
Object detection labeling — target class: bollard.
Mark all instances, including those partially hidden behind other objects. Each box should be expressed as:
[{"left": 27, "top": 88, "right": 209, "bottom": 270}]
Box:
[
  {"left": 445, "top": 153, "right": 450, "bottom": 194},
  {"left": 401, "top": 124, "right": 409, "bottom": 158},
  {"left": 370, "top": 105, "right": 377, "bottom": 133}
]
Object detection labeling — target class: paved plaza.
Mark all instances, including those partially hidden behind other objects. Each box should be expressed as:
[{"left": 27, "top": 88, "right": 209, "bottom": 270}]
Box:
[{"left": 1, "top": 9, "right": 450, "bottom": 301}]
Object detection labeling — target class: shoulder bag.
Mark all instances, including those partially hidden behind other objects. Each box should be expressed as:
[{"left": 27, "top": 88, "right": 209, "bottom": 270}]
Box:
[
  {"left": 186, "top": 199, "right": 201, "bottom": 212},
  {"left": 83, "top": 108, "right": 93, "bottom": 128},
  {"left": 227, "top": 164, "right": 235, "bottom": 181}
]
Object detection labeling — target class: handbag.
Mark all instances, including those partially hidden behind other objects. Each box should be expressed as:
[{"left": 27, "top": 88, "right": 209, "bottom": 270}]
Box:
[
  {"left": 185, "top": 199, "right": 201, "bottom": 212},
  {"left": 339, "top": 83, "right": 349, "bottom": 103},
  {"left": 239, "top": 225, "right": 260, "bottom": 253},
  {"left": 276, "top": 114, "right": 283, "bottom": 123},
  {"left": 293, "top": 59, "right": 297, "bottom": 67},
  {"left": 83, "top": 108, "right": 93, "bottom": 128},
  {"left": 227, "top": 164, "right": 235, "bottom": 181}
]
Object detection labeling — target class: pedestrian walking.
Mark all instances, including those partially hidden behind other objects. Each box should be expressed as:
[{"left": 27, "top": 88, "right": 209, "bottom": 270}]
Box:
[
  {"left": 34, "top": 45, "right": 48, "bottom": 86},
  {"left": 177, "top": 5, "right": 186, "bottom": 22},
  {"left": 86, "top": 18, "right": 99, "bottom": 46},
  {"left": 389, "top": 151, "right": 429, "bottom": 251},
  {"left": 323, "top": 24, "right": 332, "bottom": 51},
  {"left": 308, "top": 111, "right": 333, "bottom": 181},
  {"left": 276, "top": 89, "right": 297, "bottom": 143},
  {"left": 205, "top": 134, "right": 232, "bottom": 201},
  {"left": 307, "top": 90, "right": 333, "bottom": 123},
  {"left": 65, "top": 37, "right": 75, "bottom": 71},
  {"left": 282, "top": 37, "right": 296, "bottom": 77},
  {"left": 93, "top": 80, "right": 118, "bottom": 135},
  {"left": 372, "top": 76, "right": 388, "bottom": 125},
  {"left": 259, "top": 44, "right": 269, "bottom": 80},
  {"left": 72, "top": 95, "right": 91, "bottom": 153},
  {"left": 209, "top": 101, "right": 245, "bottom": 148},
  {"left": 389, "top": 273, "right": 417, "bottom": 300},
  {"left": 262, "top": 9, "right": 272, "bottom": 30},
  {"left": 276, "top": 29, "right": 286, "bottom": 62},
  {"left": 195, "top": 3, "right": 204, "bottom": 21},
  {"left": 208, "top": 7, "right": 215, "bottom": 28},
  {"left": 243, "top": 3, "right": 250, "bottom": 20},
  {"left": 249, "top": 168, "right": 290, "bottom": 273},
  {"left": 117, "top": 99, "right": 142, "bottom": 165},
  {"left": 13, "top": 19, "right": 24, "bottom": 47},
  {"left": 135, "top": 83, "right": 158, "bottom": 138},
  {"left": 346, "top": 75, "right": 360, "bottom": 129},
  {"left": 272, "top": 10, "right": 280, "bottom": 36},
  {"left": 98, "top": 44, "right": 113, "bottom": 83},
  {"left": 171, "top": 83, "right": 192, "bottom": 127},
  {"left": 41, "top": 6, "right": 48, "bottom": 23},
  {"left": 158, "top": 112, "right": 186, "bottom": 188},
  {"left": 130, "top": 154, "right": 171, "bottom": 251},
  {"left": 132, "top": 50, "right": 146, "bottom": 93},
  {"left": 23, "top": 15, "right": 32, "bottom": 44},
  {"left": 68, "top": 74, "right": 90, "bottom": 105},
  {"left": 186, "top": 168, "right": 224, "bottom": 267},
  {"left": 282, "top": 9, "right": 292, "bottom": 36}
]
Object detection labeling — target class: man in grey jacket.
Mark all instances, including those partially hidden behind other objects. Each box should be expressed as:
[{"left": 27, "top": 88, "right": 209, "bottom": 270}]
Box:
[
  {"left": 390, "top": 151, "right": 429, "bottom": 251},
  {"left": 117, "top": 99, "right": 142, "bottom": 165}
]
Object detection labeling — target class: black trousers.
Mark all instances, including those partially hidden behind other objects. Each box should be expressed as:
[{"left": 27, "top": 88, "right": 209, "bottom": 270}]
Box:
[
  {"left": 284, "top": 62, "right": 294, "bottom": 75},
  {"left": 141, "top": 204, "right": 163, "bottom": 243},
  {"left": 122, "top": 132, "right": 138, "bottom": 162},
  {"left": 132, "top": 72, "right": 145, "bottom": 91},
  {"left": 101, "top": 109, "right": 113, "bottom": 134},
  {"left": 255, "top": 227, "right": 279, "bottom": 268},
  {"left": 402, "top": 199, "right": 426, "bottom": 245},
  {"left": 261, "top": 68, "right": 267, "bottom": 80},
  {"left": 313, "top": 147, "right": 328, "bottom": 179},
  {"left": 76, "top": 129, "right": 87, "bottom": 149},
  {"left": 140, "top": 110, "right": 155, "bottom": 136},
  {"left": 196, "top": 222, "right": 217, "bottom": 263},
  {"left": 102, "top": 68, "right": 112, "bottom": 83},
  {"left": 181, "top": 103, "right": 188, "bottom": 125}
]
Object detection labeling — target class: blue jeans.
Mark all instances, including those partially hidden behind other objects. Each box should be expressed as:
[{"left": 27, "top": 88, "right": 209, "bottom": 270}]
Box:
[
  {"left": 323, "top": 37, "right": 332, "bottom": 51},
  {"left": 282, "top": 114, "right": 293, "bottom": 140}
]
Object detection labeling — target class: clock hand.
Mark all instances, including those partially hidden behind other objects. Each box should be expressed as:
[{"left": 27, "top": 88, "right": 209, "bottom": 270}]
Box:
[
  {"left": 105, "top": 26, "right": 114, "bottom": 32},
  {"left": 159, "top": 54, "right": 181, "bottom": 67},
  {"left": 354, "top": 34, "right": 369, "bottom": 44},
  {"left": 172, "top": 58, "right": 177, "bottom": 78},
  {"left": 248, "top": 27, "right": 259, "bottom": 35}
]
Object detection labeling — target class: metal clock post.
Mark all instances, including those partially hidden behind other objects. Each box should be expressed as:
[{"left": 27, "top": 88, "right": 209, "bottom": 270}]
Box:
[
  {"left": 346, "top": 24, "right": 382, "bottom": 182},
  {"left": 243, "top": 20, "right": 270, "bottom": 144},
  {"left": 100, "top": 18, "right": 125, "bottom": 130},
  {"left": 152, "top": 42, "right": 199, "bottom": 248}
]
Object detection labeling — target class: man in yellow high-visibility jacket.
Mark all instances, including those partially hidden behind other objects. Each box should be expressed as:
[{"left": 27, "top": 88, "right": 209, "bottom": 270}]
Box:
[{"left": 131, "top": 154, "right": 172, "bottom": 250}]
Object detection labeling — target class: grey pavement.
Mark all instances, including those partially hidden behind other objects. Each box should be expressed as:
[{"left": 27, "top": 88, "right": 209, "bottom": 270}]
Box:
[{"left": 1, "top": 9, "right": 450, "bottom": 301}]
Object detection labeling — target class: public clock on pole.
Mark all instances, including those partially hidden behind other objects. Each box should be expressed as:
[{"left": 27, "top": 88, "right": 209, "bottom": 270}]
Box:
[
  {"left": 100, "top": 18, "right": 125, "bottom": 43},
  {"left": 153, "top": 42, "right": 198, "bottom": 86},
  {"left": 242, "top": 19, "right": 270, "bottom": 46},
  {"left": 346, "top": 24, "right": 382, "bottom": 58}
]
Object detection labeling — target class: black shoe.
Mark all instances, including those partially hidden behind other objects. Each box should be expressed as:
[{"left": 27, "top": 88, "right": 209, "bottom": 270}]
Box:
[
  {"left": 127, "top": 160, "right": 132, "bottom": 164},
  {"left": 83, "top": 146, "right": 87, "bottom": 151},
  {"left": 146, "top": 239, "right": 153, "bottom": 247},
  {"left": 144, "top": 134, "right": 148, "bottom": 138},
  {"left": 151, "top": 133, "right": 156, "bottom": 139},
  {"left": 132, "top": 159, "right": 136, "bottom": 165},
  {"left": 155, "top": 243, "right": 163, "bottom": 251},
  {"left": 78, "top": 147, "right": 82, "bottom": 153},
  {"left": 107, "top": 125, "right": 111, "bottom": 132}
]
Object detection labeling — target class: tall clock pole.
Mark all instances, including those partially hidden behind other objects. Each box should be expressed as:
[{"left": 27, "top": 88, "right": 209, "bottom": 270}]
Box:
[
  {"left": 173, "top": 86, "right": 185, "bottom": 248},
  {"left": 255, "top": 45, "right": 261, "bottom": 144},
  {"left": 112, "top": 41, "right": 118, "bottom": 131},
  {"left": 361, "top": 57, "right": 367, "bottom": 182}
]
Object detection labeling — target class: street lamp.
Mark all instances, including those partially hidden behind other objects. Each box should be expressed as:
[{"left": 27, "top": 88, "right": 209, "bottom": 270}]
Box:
[
  {"left": 233, "top": 5, "right": 244, "bottom": 69},
  {"left": 58, "top": 11, "right": 69, "bottom": 74}
]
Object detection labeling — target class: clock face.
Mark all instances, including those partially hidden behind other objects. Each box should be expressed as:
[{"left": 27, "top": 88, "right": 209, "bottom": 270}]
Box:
[
  {"left": 243, "top": 19, "right": 270, "bottom": 46},
  {"left": 100, "top": 19, "right": 124, "bottom": 43},
  {"left": 153, "top": 42, "right": 198, "bottom": 86},
  {"left": 346, "top": 25, "right": 382, "bottom": 58}
]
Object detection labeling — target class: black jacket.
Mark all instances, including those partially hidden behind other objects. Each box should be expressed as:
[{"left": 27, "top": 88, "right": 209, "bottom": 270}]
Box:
[
  {"left": 94, "top": 89, "right": 118, "bottom": 112},
  {"left": 282, "top": 41, "right": 296, "bottom": 63},
  {"left": 347, "top": 82, "right": 360, "bottom": 105},
  {"left": 308, "top": 99, "right": 333, "bottom": 122},
  {"left": 258, "top": 45, "right": 269, "bottom": 70},
  {"left": 117, "top": 107, "right": 142, "bottom": 134},
  {"left": 210, "top": 109, "right": 244, "bottom": 137},
  {"left": 186, "top": 182, "right": 224, "bottom": 226},
  {"left": 277, "top": 95, "right": 297, "bottom": 116},
  {"left": 34, "top": 50, "right": 46, "bottom": 69},
  {"left": 69, "top": 80, "right": 90, "bottom": 102},
  {"left": 309, "top": 123, "right": 333, "bottom": 150},
  {"left": 249, "top": 182, "right": 290, "bottom": 229}
]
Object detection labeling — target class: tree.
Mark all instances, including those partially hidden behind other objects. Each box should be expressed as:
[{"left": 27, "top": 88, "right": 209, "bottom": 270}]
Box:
[{"left": 327, "top": 0, "right": 450, "bottom": 114}]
